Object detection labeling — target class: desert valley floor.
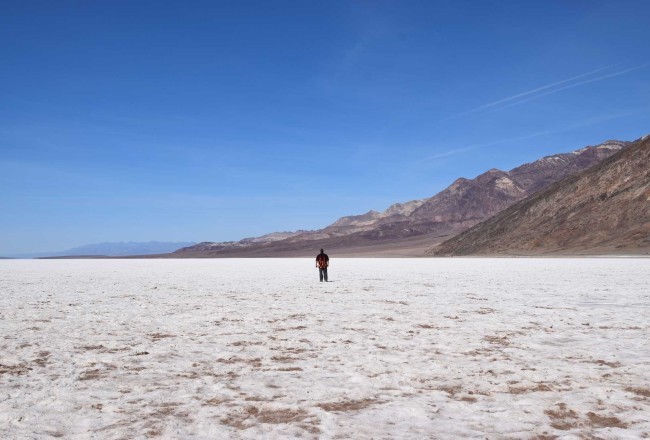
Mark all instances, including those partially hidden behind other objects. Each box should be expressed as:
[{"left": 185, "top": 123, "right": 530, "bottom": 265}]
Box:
[{"left": 1, "top": 258, "right": 649, "bottom": 439}]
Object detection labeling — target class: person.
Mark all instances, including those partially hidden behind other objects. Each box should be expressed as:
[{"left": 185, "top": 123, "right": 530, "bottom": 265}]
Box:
[{"left": 315, "top": 249, "right": 329, "bottom": 282}]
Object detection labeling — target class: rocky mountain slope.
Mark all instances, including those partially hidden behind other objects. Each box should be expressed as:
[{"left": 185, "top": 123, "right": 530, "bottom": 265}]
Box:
[
  {"left": 433, "top": 136, "right": 650, "bottom": 256},
  {"left": 174, "top": 138, "right": 630, "bottom": 257}
]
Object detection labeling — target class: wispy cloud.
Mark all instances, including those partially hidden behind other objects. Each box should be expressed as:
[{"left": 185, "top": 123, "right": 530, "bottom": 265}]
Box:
[
  {"left": 481, "top": 63, "right": 650, "bottom": 115},
  {"left": 418, "top": 108, "right": 650, "bottom": 164},
  {"left": 445, "top": 63, "right": 650, "bottom": 121},
  {"left": 416, "top": 130, "right": 551, "bottom": 164},
  {"left": 446, "top": 66, "right": 612, "bottom": 120}
]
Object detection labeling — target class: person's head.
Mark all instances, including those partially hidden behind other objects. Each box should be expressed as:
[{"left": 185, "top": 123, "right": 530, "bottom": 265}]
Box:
[{"left": 320, "top": 249, "right": 324, "bottom": 253}]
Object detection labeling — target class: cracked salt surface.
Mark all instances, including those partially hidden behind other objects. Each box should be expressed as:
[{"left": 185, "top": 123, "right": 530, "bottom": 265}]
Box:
[{"left": 0, "top": 258, "right": 648, "bottom": 439}]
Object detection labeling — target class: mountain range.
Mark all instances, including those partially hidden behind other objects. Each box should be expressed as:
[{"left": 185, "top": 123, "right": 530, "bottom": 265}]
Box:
[
  {"left": 433, "top": 135, "right": 650, "bottom": 256},
  {"left": 173, "top": 136, "right": 644, "bottom": 257},
  {"left": 7, "top": 241, "right": 196, "bottom": 259}
]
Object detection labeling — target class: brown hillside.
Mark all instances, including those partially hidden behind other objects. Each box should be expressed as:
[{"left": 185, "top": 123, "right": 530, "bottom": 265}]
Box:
[{"left": 433, "top": 137, "right": 650, "bottom": 256}]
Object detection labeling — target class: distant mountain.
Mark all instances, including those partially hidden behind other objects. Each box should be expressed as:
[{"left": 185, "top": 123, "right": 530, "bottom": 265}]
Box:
[
  {"left": 433, "top": 136, "right": 650, "bottom": 256},
  {"left": 174, "top": 137, "right": 630, "bottom": 257},
  {"left": 10, "top": 241, "right": 196, "bottom": 258},
  {"left": 185, "top": 232, "right": 307, "bottom": 253}
]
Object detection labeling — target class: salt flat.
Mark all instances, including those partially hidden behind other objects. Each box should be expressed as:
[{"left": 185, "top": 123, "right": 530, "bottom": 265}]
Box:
[{"left": 0, "top": 258, "right": 648, "bottom": 439}]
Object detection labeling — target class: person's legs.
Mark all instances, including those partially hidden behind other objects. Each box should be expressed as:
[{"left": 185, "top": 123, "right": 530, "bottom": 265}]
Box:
[
  {"left": 323, "top": 268, "right": 328, "bottom": 282},
  {"left": 319, "top": 268, "right": 324, "bottom": 282}
]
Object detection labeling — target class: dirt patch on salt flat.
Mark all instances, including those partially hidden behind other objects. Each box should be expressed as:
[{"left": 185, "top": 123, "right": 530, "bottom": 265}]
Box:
[
  {"left": 154, "top": 402, "right": 182, "bottom": 416},
  {"left": 77, "top": 344, "right": 129, "bottom": 354},
  {"left": 148, "top": 333, "right": 174, "bottom": 341},
  {"left": 221, "top": 405, "right": 313, "bottom": 430},
  {"left": 542, "top": 404, "right": 627, "bottom": 430},
  {"left": 33, "top": 351, "right": 51, "bottom": 367},
  {"left": 438, "top": 385, "right": 462, "bottom": 396},
  {"left": 544, "top": 403, "right": 579, "bottom": 430},
  {"left": 586, "top": 411, "right": 628, "bottom": 429},
  {"left": 625, "top": 386, "right": 650, "bottom": 397},
  {"left": 0, "top": 363, "right": 32, "bottom": 376},
  {"left": 77, "top": 344, "right": 106, "bottom": 351},
  {"left": 587, "top": 359, "right": 622, "bottom": 368},
  {"left": 78, "top": 369, "right": 106, "bottom": 381},
  {"left": 508, "top": 383, "right": 553, "bottom": 394},
  {"left": 255, "top": 407, "right": 310, "bottom": 423},
  {"left": 416, "top": 324, "right": 449, "bottom": 330},
  {"left": 203, "top": 397, "right": 230, "bottom": 406},
  {"left": 317, "top": 398, "right": 380, "bottom": 412},
  {"left": 230, "top": 340, "right": 264, "bottom": 347},
  {"left": 484, "top": 335, "right": 511, "bottom": 346},
  {"left": 271, "top": 355, "right": 300, "bottom": 363},
  {"left": 379, "top": 300, "right": 409, "bottom": 306},
  {"left": 78, "top": 363, "right": 117, "bottom": 381},
  {"left": 278, "top": 347, "right": 307, "bottom": 355},
  {"left": 217, "top": 357, "right": 262, "bottom": 368}
]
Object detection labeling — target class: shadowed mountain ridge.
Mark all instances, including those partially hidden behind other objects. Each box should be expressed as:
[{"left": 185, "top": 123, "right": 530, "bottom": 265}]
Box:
[{"left": 433, "top": 136, "right": 650, "bottom": 256}]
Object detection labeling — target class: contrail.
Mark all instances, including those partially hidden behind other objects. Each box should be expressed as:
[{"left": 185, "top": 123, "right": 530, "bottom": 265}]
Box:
[
  {"left": 446, "top": 63, "right": 648, "bottom": 120},
  {"left": 483, "top": 62, "right": 650, "bottom": 115},
  {"left": 445, "top": 66, "right": 612, "bottom": 120}
]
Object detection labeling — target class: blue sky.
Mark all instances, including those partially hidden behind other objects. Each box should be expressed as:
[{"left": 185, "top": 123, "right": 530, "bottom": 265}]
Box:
[{"left": 1, "top": 0, "right": 649, "bottom": 254}]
